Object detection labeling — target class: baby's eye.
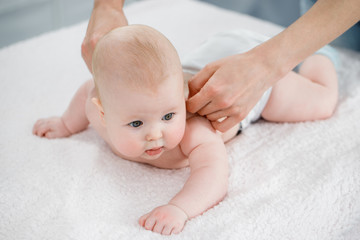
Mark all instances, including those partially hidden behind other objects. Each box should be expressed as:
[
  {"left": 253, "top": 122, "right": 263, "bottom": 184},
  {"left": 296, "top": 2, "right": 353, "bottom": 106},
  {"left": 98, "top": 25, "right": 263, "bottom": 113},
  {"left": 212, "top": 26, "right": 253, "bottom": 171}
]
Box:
[
  {"left": 162, "top": 113, "right": 174, "bottom": 121},
  {"left": 128, "top": 120, "right": 143, "bottom": 128}
]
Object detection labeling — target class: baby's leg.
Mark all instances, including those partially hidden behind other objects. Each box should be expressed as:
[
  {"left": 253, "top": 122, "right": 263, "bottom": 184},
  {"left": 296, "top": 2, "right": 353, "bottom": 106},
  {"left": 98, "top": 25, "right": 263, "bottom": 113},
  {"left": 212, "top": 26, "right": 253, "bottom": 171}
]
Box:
[{"left": 261, "top": 54, "right": 338, "bottom": 122}]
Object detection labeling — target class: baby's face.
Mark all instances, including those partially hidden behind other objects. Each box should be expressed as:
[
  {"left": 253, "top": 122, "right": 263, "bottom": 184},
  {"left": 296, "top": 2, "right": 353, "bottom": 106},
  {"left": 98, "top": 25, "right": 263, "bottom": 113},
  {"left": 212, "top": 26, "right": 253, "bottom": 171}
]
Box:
[{"left": 102, "top": 74, "right": 186, "bottom": 161}]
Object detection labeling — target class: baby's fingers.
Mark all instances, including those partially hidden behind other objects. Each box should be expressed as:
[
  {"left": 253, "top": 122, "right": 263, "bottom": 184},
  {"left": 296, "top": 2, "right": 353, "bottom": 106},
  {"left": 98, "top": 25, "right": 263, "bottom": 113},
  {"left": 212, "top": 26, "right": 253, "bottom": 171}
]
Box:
[
  {"left": 171, "top": 224, "right": 183, "bottom": 235},
  {"left": 32, "top": 119, "right": 43, "bottom": 135},
  {"left": 140, "top": 216, "right": 175, "bottom": 235},
  {"left": 44, "top": 130, "right": 58, "bottom": 139},
  {"left": 144, "top": 218, "right": 156, "bottom": 231},
  {"left": 139, "top": 213, "right": 157, "bottom": 231},
  {"left": 37, "top": 127, "right": 53, "bottom": 138},
  {"left": 33, "top": 119, "right": 51, "bottom": 137},
  {"left": 162, "top": 225, "right": 174, "bottom": 235},
  {"left": 153, "top": 221, "right": 166, "bottom": 234},
  {"left": 138, "top": 213, "right": 150, "bottom": 227}
]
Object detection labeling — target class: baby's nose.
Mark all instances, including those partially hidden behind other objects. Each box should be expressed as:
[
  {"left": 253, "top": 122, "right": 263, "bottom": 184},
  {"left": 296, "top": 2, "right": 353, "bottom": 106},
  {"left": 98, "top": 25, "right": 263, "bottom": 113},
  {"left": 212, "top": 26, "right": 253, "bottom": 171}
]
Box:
[{"left": 146, "top": 128, "right": 163, "bottom": 141}]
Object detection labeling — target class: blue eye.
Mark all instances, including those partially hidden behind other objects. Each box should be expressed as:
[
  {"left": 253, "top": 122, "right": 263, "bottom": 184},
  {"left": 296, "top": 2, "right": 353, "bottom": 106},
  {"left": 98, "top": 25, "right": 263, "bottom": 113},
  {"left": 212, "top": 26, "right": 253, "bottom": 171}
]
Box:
[
  {"left": 162, "top": 113, "right": 174, "bottom": 121},
  {"left": 128, "top": 120, "right": 143, "bottom": 128}
]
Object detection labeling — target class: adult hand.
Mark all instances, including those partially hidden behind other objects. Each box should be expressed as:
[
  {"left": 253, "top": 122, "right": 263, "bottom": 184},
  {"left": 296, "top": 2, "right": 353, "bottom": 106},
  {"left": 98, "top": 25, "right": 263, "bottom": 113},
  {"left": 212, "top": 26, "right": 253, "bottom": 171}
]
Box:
[
  {"left": 186, "top": 0, "right": 360, "bottom": 133},
  {"left": 81, "top": 1, "right": 128, "bottom": 73},
  {"left": 186, "top": 50, "right": 276, "bottom": 132}
]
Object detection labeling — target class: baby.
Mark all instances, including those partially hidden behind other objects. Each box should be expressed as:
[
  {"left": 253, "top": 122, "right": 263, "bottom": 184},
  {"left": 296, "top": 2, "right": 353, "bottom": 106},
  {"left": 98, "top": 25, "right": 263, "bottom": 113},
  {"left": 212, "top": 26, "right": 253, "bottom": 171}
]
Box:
[{"left": 33, "top": 25, "right": 338, "bottom": 235}]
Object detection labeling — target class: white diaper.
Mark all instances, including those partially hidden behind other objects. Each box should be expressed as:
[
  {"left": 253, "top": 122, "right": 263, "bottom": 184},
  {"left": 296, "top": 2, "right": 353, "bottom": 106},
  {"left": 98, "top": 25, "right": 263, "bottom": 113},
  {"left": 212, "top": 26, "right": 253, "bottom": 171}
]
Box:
[{"left": 182, "top": 29, "right": 272, "bottom": 131}]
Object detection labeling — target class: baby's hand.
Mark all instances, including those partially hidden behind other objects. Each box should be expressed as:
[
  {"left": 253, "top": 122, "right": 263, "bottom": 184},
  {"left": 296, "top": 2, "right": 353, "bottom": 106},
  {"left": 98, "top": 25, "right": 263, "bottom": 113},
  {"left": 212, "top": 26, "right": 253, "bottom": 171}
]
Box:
[
  {"left": 139, "top": 204, "right": 188, "bottom": 235},
  {"left": 33, "top": 117, "right": 71, "bottom": 139}
]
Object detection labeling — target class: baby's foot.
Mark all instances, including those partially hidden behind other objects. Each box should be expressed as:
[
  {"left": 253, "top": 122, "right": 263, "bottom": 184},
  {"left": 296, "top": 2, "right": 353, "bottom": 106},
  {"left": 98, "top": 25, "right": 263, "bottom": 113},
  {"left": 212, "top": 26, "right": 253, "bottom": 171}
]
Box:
[{"left": 33, "top": 117, "right": 71, "bottom": 139}]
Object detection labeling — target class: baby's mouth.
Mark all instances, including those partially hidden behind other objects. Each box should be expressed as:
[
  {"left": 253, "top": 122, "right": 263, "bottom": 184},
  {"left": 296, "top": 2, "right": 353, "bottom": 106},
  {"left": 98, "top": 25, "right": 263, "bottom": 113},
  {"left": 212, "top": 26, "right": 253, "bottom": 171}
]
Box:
[{"left": 145, "top": 147, "right": 163, "bottom": 156}]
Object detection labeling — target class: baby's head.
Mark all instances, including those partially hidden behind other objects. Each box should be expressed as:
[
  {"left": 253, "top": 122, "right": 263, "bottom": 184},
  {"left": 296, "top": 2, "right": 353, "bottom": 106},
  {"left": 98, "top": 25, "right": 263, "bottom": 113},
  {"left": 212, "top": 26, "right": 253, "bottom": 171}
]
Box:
[
  {"left": 93, "top": 24, "right": 183, "bottom": 100},
  {"left": 92, "top": 25, "right": 186, "bottom": 161}
]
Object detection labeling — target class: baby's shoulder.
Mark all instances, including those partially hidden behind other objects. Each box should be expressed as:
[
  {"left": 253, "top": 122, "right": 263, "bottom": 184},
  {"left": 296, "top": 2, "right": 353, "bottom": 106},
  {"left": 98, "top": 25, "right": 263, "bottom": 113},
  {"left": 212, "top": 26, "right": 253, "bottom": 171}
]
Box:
[
  {"left": 181, "top": 115, "right": 220, "bottom": 156},
  {"left": 185, "top": 114, "right": 210, "bottom": 128}
]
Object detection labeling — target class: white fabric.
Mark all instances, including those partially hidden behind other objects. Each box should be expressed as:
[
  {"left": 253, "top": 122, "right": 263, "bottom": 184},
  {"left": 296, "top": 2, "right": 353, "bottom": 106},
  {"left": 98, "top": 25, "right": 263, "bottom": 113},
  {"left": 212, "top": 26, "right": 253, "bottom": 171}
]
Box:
[{"left": 1, "top": 0, "right": 360, "bottom": 239}]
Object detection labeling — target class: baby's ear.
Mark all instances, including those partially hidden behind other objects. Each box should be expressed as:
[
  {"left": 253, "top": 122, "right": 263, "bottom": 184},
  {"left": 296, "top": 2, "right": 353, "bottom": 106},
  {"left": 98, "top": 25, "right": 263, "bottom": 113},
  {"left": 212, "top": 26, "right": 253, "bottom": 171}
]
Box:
[{"left": 91, "top": 97, "right": 106, "bottom": 126}]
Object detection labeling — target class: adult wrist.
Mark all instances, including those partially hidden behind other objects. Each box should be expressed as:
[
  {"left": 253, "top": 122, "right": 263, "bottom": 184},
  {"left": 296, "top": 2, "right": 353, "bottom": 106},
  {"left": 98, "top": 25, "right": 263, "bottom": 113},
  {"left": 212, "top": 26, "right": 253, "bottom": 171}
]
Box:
[
  {"left": 251, "top": 37, "right": 294, "bottom": 88},
  {"left": 94, "top": 0, "right": 125, "bottom": 11}
]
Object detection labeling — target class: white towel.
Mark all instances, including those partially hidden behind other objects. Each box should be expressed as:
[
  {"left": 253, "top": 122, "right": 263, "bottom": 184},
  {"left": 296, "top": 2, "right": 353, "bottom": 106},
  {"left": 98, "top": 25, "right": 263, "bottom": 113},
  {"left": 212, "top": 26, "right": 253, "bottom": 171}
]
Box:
[{"left": 1, "top": 0, "right": 359, "bottom": 239}]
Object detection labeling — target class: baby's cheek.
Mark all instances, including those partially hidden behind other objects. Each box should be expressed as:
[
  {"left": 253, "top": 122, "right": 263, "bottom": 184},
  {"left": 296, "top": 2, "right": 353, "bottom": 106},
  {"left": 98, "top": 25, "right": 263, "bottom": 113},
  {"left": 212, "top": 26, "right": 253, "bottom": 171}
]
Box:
[
  {"left": 112, "top": 136, "right": 143, "bottom": 157},
  {"left": 166, "top": 121, "right": 185, "bottom": 149}
]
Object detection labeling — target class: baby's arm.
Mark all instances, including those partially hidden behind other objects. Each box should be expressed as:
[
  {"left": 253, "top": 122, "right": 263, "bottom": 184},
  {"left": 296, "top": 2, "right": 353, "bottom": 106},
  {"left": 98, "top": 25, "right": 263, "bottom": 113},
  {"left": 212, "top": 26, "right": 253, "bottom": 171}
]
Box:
[
  {"left": 33, "top": 80, "right": 92, "bottom": 138},
  {"left": 139, "top": 116, "right": 229, "bottom": 235}
]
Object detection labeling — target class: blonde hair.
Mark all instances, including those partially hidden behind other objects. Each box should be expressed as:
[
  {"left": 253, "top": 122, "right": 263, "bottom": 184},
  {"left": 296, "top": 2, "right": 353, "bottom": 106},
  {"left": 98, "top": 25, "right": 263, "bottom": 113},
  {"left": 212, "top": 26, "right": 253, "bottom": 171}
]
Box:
[{"left": 92, "top": 24, "right": 182, "bottom": 101}]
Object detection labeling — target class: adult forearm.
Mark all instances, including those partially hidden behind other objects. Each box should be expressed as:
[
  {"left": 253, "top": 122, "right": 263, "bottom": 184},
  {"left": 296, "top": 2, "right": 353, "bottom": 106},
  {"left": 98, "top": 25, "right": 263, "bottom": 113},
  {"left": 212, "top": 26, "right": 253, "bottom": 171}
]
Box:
[
  {"left": 82, "top": 0, "right": 128, "bottom": 72},
  {"left": 255, "top": 0, "right": 360, "bottom": 85},
  {"left": 93, "top": 0, "right": 125, "bottom": 9}
]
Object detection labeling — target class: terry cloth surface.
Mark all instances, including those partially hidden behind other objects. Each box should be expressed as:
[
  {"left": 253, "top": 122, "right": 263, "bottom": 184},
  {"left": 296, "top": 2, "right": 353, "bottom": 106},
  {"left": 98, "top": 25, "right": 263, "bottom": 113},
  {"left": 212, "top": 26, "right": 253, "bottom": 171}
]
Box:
[{"left": 1, "top": 0, "right": 360, "bottom": 239}]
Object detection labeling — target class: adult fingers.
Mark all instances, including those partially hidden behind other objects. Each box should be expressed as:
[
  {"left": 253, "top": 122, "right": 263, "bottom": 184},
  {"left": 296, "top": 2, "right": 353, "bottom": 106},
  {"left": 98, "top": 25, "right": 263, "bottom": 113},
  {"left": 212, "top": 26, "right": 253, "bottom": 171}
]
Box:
[
  {"left": 211, "top": 115, "right": 242, "bottom": 133},
  {"left": 186, "top": 65, "right": 217, "bottom": 113},
  {"left": 205, "top": 108, "right": 231, "bottom": 121},
  {"left": 205, "top": 102, "right": 250, "bottom": 121},
  {"left": 188, "top": 64, "right": 216, "bottom": 97},
  {"left": 196, "top": 93, "right": 233, "bottom": 116},
  {"left": 186, "top": 90, "right": 210, "bottom": 114}
]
